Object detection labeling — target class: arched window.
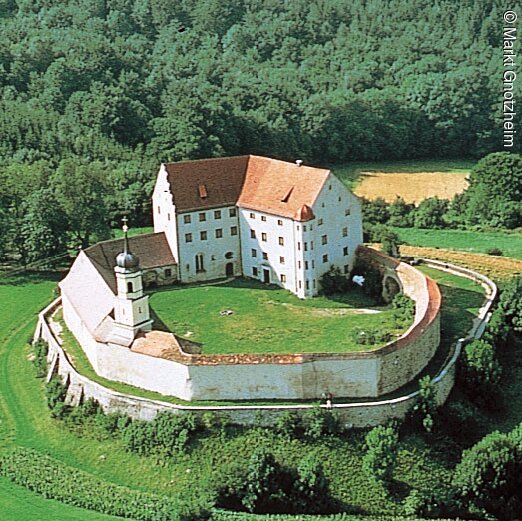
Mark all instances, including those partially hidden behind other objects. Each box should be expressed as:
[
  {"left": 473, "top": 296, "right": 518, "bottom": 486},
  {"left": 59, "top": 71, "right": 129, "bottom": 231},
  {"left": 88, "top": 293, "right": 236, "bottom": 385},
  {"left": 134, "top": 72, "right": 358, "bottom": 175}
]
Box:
[{"left": 127, "top": 282, "right": 134, "bottom": 293}]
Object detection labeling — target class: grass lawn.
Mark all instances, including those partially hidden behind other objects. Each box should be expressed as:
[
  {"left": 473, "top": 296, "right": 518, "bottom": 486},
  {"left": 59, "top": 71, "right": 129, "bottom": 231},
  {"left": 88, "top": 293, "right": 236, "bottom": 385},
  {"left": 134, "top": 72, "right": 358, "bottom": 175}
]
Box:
[
  {"left": 397, "top": 228, "right": 522, "bottom": 260},
  {"left": 330, "top": 159, "right": 475, "bottom": 188},
  {"left": 0, "top": 264, "right": 512, "bottom": 521},
  {"left": 150, "top": 278, "right": 404, "bottom": 355}
]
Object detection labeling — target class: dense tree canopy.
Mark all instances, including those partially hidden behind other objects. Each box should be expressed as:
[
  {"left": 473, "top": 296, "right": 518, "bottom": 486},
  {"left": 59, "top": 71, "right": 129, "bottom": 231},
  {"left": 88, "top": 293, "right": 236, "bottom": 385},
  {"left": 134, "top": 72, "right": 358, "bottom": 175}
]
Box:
[{"left": 0, "top": 0, "right": 517, "bottom": 260}]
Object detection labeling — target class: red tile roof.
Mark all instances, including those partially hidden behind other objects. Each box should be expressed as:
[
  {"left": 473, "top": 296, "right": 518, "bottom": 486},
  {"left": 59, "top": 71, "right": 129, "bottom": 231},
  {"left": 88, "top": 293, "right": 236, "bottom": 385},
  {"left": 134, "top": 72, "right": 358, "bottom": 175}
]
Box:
[
  {"left": 163, "top": 155, "right": 330, "bottom": 221},
  {"left": 84, "top": 232, "right": 176, "bottom": 293}
]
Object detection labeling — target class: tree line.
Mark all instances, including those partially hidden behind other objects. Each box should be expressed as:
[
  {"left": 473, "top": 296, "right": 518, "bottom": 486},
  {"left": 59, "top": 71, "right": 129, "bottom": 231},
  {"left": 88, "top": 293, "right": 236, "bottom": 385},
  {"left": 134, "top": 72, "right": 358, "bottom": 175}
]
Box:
[{"left": 0, "top": 1, "right": 519, "bottom": 265}]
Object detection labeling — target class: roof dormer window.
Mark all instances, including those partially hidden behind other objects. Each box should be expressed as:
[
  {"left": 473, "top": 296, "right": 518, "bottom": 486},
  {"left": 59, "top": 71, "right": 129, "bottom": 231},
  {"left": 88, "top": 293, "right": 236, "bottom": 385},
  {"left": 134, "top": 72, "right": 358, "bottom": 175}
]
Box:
[
  {"left": 198, "top": 184, "right": 208, "bottom": 199},
  {"left": 281, "top": 186, "right": 294, "bottom": 203}
]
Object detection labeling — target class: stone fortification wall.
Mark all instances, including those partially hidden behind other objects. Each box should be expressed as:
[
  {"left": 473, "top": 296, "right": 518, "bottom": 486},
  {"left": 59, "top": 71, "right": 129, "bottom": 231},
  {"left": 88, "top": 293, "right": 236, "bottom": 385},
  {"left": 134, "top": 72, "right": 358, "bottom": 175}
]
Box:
[{"left": 35, "top": 257, "right": 496, "bottom": 427}]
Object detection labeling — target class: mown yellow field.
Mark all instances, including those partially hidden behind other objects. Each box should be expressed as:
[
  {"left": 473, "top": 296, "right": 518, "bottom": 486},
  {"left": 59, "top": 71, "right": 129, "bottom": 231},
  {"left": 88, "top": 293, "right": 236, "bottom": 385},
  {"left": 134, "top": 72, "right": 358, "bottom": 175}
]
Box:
[
  {"left": 354, "top": 172, "right": 469, "bottom": 203},
  {"left": 399, "top": 245, "right": 522, "bottom": 282}
]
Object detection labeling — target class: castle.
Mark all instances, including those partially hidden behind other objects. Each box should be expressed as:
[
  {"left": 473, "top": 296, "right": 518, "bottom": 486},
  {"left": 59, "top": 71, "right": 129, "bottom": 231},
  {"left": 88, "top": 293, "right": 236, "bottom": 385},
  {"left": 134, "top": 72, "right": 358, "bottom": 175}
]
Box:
[
  {"left": 54, "top": 156, "right": 441, "bottom": 404},
  {"left": 60, "top": 155, "right": 363, "bottom": 350}
]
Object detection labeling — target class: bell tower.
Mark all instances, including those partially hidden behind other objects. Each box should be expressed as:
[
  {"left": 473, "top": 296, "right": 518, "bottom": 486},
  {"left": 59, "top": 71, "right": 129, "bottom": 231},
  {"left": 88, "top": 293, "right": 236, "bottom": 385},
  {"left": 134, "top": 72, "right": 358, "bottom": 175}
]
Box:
[{"left": 112, "top": 218, "right": 153, "bottom": 344}]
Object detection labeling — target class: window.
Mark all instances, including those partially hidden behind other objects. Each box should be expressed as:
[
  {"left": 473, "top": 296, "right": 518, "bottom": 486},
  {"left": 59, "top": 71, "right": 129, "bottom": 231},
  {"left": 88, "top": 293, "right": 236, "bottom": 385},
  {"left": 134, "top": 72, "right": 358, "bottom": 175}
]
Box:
[
  {"left": 225, "top": 251, "right": 234, "bottom": 259},
  {"left": 279, "top": 256, "right": 285, "bottom": 264},
  {"left": 215, "top": 228, "right": 223, "bottom": 238},
  {"left": 312, "top": 260, "right": 315, "bottom": 268},
  {"left": 250, "top": 212, "right": 255, "bottom": 219},
  {"left": 311, "top": 241, "right": 314, "bottom": 250},
  {"left": 313, "top": 279, "right": 316, "bottom": 288},
  {"left": 167, "top": 213, "right": 171, "bottom": 221},
  {"left": 261, "top": 216, "right": 266, "bottom": 222},
  {"left": 298, "top": 261, "right": 301, "bottom": 269},
  {"left": 185, "top": 233, "right": 192, "bottom": 243},
  {"left": 251, "top": 249, "right": 257, "bottom": 257},
  {"left": 310, "top": 225, "right": 313, "bottom": 231},
  {"left": 322, "top": 254, "right": 328, "bottom": 263},
  {"left": 303, "top": 225, "right": 307, "bottom": 232},
  {"left": 253, "top": 267, "right": 258, "bottom": 276},
  {"left": 261, "top": 232, "right": 267, "bottom": 242},
  {"left": 281, "top": 274, "right": 287, "bottom": 283},
  {"left": 342, "top": 227, "right": 348, "bottom": 237},
  {"left": 157, "top": 206, "right": 161, "bottom": 214},
  {"left": 305, "top": 261, "right": 309, "bottom": 270},
  {"left": 278, "top": 237, "right": 284, "bottom": 246},
  {"left": 195, "top": 254, "right": 204, "bottom": 272},
  {"left": 262, "top": 252, "right": 268, "bottom": 260},
  {"left": 318, "top": 218, "right": 323, "bottom": 225},
  {"left": 127, "top": 282, "right": 134, "bottom": 292},
  {"left": 344, "top": 265, "right": 349, "bottom": 274},
  {"left": 138, "top": 307, "right": 142, "bottom": 313},
  {"left": 338, "top": 196, "right": 342, "bottom": 202},
  {"left": 229, "top": 208, "right": 237, "bottom": 217},
  {"left": 214, "top": 210, "right": 222, "bottom": 219},
  {"left": 165, "top": 268, "right": 172, "bottom": 277},
  {"left": 277, "top": 219, "right": 283, "bottom": 226},
  {"left": 230, "top": 226, "right": 238, "bottom": 236},
  {"left": 304, "top": 242, "right": 308, "bottom": 251},
  {"left": 299, "top": 280, "right": 302, "bottom": 289},
  {"left": 343, "top": 246, "right": 349, "bottom": 256},
  {"left": 345, "top": 208, "right": 351, "bottom": 216},
  {"left": 328, "top": 184, "right": 332, "bottom": 190},
  {"left": 184, "top": 215, "right": 191, "bottom": 224},
  {"left": 321, "top": 235, "right": 328, "bottom": 245},
  {"left": 199, "top": 212, "right": 206, "bottom": 222},
  {"left": 200, "top": 231, "right": 208, "bottom": 240},
  {"left": 250, "top": 229, "right": 256, "bottom": 239},
  {"left": 306, "top": 280, "right": 309, "bottom": 290},
  {"left": 297, "top": 242, "right": 301, "bottom": 251}
]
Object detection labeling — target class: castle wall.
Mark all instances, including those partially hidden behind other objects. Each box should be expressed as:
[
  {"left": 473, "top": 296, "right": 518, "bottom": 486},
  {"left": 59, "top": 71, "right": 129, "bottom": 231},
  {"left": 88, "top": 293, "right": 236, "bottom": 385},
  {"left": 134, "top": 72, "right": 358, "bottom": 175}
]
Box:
[
  {"left": 37, "top": 256, "right": 496, "bottom": 427},
  {"left": 56, "top": 247, "right": 442, "bottom": 402}
]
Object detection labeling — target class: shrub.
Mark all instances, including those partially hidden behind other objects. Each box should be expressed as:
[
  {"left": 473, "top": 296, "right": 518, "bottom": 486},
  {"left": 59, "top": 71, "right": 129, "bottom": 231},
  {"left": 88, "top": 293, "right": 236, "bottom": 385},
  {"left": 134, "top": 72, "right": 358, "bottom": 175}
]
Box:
[
  {"left": 351, "top": 264, "right": 384, "bottom": 301},
  {"left": 413, "top": 197, "right": 449, "bottom": 229},
  {"left": 362, "top": 425, "right": 399, "bottom": 483},
  {"left": 242, "top": 448, "right": 282, "bottom": 513},
  {"left": 352, "top": 327, "right": 392, "bottom": 346},
  {"left": 453, "top": 428, "right": 522, "bottom": 520},
  {"left": 461, "top": 340, "right": 502, "bottom": 403},
  {"left": 388, "top": 196, "right": 415, "bottom": 227},
  {"left": 0, "top": 447, "right": 211, "bottom": 520},
  {"left": 392, "top": 293, "right": 415, "bottom": 329},
  {"left": 31, "top": 339, "right": 48, "bottom": 377},
  {"left": 486, "top": 247, "right": 503, "bottom": 256},
  {"left": 123, "top": 412, "right": 197, "bottom": 457},
  {"left": 294, "top": 452, "right": 330, "bottom": 513},
  {"left": 362, "top": 197, "right": 390, "bottom": 225},
  {"left": 497, "top": 275, "right": 522, "bottom": 333},
  {"left": 45, "top": 376, "right": 69, "bottom": 419},
  {"left": 374, "top": 225, "right": 401, "bottom": 257},
  {"left": 319, "top": 266, "right": 351, "bottom": 295},
  {"left": 413, "top": 376, "right": 437, "bottom": 433},
  {"left": 274, "top": 411, "right": 300, "bottom": 439},
  {"left": 483, "top": 307, "right": 510, "bottom": 347},
  {"left": 302, "top": 405, "right": 341, "bottom": 440}
]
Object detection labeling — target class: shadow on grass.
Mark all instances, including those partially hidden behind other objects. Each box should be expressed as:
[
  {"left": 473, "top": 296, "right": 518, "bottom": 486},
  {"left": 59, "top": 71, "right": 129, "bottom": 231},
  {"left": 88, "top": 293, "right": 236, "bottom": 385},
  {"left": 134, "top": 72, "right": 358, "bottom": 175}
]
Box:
[{"left": 0, "top": 270, "right": 63, "bottom": 286}]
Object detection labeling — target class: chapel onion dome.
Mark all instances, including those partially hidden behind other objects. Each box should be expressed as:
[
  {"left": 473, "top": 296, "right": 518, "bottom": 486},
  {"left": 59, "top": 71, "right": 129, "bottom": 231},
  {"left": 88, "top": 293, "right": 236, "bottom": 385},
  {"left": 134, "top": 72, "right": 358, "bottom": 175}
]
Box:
[
  {"left": 116, "top": 250, "right": 140, "bottom": 270},
  {"left": 116, "top": 217, "right": 140, "bottom": 271}
]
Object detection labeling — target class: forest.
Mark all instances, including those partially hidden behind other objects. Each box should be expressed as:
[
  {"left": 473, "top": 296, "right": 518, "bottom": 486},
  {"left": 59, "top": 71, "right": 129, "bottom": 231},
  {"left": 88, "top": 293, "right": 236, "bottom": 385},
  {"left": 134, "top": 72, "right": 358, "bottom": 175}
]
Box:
[{"left": 0, "top": 0, "right": 519, "bottom": 262}]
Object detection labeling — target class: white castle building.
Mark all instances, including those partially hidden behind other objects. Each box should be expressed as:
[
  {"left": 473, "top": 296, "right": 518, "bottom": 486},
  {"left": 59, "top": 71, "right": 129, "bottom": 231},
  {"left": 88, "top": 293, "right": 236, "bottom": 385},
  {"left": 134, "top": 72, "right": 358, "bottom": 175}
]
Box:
[
  {"left": 59, "top": 156, "right": 362, "bottom": 351},
  {"left": 153, "top": 155, "right": 362, "bottom": 299}
]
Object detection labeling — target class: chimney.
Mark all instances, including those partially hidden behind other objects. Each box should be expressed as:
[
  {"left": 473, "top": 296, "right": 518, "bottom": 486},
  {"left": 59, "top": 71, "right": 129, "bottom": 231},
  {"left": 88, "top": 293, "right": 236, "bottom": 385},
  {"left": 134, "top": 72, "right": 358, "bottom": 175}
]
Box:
[{"left": 295, "top": 159, "right": 303, "bottom": 167}]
